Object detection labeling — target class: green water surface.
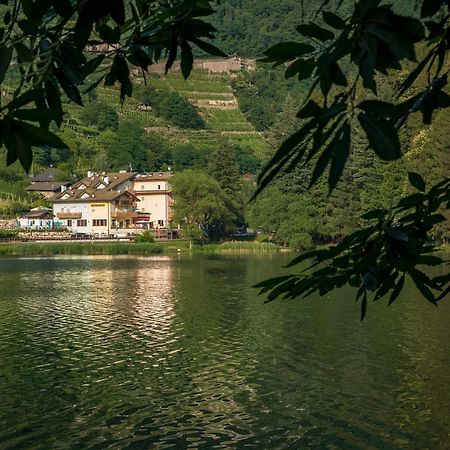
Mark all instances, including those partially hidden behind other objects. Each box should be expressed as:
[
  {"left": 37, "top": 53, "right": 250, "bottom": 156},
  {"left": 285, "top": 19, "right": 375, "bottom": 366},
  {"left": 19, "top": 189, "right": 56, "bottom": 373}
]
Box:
[{"left": 0, "top": 254, "right": 449, "bottom": 449}]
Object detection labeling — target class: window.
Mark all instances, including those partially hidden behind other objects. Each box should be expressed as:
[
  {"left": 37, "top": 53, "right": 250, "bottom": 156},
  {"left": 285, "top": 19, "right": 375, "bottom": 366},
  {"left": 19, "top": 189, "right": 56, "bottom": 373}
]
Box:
[
  {"left": 93, "top": 219, "right": 107, "bottom": 227},
  {"left": 141, "top": 185, "right": 145, "bottom": 190},
  {"left": 67, "top": 220, "right": 72, "bottom": 227},
  {"left": 158, "top": 220, "right": 164, "bottom": 226},
  {"left": 77, "top": 219, "right": 87, "bottom": 227},
  {"left": 157, "top": 184, "right": 161, "bottom": 190}
]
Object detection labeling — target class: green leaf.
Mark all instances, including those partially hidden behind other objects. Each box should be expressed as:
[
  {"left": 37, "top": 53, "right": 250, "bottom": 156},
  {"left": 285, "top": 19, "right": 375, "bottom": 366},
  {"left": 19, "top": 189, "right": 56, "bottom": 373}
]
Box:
[
  {"left": 54, "top": 68, "right": 83, "bottom": 106},
  {"left": 410, "top": 270, "right": 438, "bottom": 306},
  {"left": 389, "top": 274, "right": 405, "bottom": 305},
  {"left": 285, "top": 250, "right": 319, "bottom": 268},
  {"left": 11, "top": 108, "right": 60, "bottom": 124},
  {"left": 408, "top": 172, "right": 426, "bottom": 192},
  {"left": 15, "top": 43, "right": 34, "bottom": 63},
  {"left": 421, "top": 0, "right": 446, "bottom": 17},
  {"left": 109, "top": 0, "right": 125, "bottom": 25},
  {"left": 4, "top": 10, "right": 11, "bottom": 24},
  {"left": 3, "top": 118, "right": 32, "bottom": 171},
  {"left": 97, "top": 23, "right": 121, "bottom": 44},
  {"left": 322, "top": 11, "right": 346, "bottom": 29},
  {"left": 297, "top": 100, "right": 322, "bottom": 118},
  {"left": 15, "top": 121, "right": 68, "bottom": 149},
  {"left": 0, "top": 45, "right": 13, "bottom": 84},
  {"left": 362, "top": 272, "right": 378, "bottom": 292},
  {"left": 309, "top": 134, "right": 335, "bottom": 187},
  {"left": 358, "top": 112, "right": 401, "bottom": 160},
  {"left": 385, "top": 227, "right": 408, "bottom": 242},
  {"left": 330, "top": 62, "right": 348, "bottom": 86},
  {"left": 80, "top": 55, "right": 105, "bottom": 78},
  {"left": 360, "top": 36, "right": 378, "bottom": 94},
  {"left": 416, "top": 255, "right": 443, "bottom": 266},
  {"left": 45, "top": 79, "right": 63, "bottom": 127},
  {"left": 7, "top": 88, "right": 44, "bottom": 111},
  {"left": 296, "top": 23, "right": 335, "bottom": 41},
  {"left": 328, "top": 122, "right": 350, "bottom": 192},
  {"left": 397, "top": 50, "right": 434, "bottom": 97},
  {"left": 357, "top": 100, "right": 401, "bottom": 120},
  {"left": 165, "top": 33, "right": 178, "bottom": 75},
  {"left": 51, "top": 0, "right": 72, "bottom": 18},
  {"left": 396, "top": 193, "right": 426, "bottom": 209},
  {"left": 180, "top": 41, "right": 193, "bottom": 80},
  {"left": 285, "top": 58, "right": 314, "bottom": 79},
  {"left": 426, "top": 214, "right": 446, "bottom": 226},
  {"left": 191, "top": 37, "right": 228, "bottom": 57},
  {"left": 253, "top": 275, "right": 296, "bottom": 293},
  {"left": 361, "top": 291, "right": 368, "bottom": 321},
  {"left": 263, "top": 42, "right": 315, "bottom": 60},
  {"left": 361, "top": 209, "right": 385, "bottom": 220}
]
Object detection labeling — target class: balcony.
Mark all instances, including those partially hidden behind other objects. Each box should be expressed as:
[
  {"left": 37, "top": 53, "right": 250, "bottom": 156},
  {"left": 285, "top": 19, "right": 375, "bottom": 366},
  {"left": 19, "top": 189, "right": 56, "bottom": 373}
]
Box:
[{"left": 57, "top": 212, "right": 82, "bottom": 219}]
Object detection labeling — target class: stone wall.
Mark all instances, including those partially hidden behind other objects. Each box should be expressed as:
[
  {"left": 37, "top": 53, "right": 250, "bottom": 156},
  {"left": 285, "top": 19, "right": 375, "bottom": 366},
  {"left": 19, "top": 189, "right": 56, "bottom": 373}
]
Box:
[{"left": 0, "top": 219, "right": 19, "bottom": 230}]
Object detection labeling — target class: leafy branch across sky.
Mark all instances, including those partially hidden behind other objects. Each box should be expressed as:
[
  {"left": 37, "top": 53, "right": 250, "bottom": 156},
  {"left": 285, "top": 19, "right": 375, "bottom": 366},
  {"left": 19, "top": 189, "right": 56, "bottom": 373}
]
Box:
[
  {"left": 254, "top": 0, "right": 450, "bottom": 317},
  {"left": 0, "top": 0, "right": 225, "bottom": 171}
]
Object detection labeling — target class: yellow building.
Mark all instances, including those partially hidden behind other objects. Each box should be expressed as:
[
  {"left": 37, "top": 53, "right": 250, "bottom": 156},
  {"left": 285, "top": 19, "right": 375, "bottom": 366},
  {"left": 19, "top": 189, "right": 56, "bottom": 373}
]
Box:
[{"left": 132, "top": 172, "right": 174, "bottom": 229}]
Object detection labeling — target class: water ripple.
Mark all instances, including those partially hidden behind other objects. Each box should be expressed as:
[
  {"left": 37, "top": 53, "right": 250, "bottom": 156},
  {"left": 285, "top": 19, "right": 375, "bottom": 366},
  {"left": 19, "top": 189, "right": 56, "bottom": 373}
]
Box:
[{"left": 0, "top": 255, "right": 449, "bottom": 449}]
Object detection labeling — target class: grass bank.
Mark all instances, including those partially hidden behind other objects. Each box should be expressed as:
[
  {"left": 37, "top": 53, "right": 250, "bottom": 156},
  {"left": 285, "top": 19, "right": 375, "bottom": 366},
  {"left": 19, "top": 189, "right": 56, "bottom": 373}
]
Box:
[
  {"left": 0, "top": 242, "right": 165, "bottom": 256},
  {"left": 0, "top": 239, "right": 279, "bottom": 256},
  {"left": 198, "top": 241, "right": 282, "bottom": 253}
]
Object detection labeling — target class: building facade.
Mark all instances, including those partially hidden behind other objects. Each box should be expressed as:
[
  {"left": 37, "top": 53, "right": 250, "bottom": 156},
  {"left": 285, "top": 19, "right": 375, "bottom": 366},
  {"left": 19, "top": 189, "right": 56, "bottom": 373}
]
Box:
[
  {"left": 132, "top": 172, "right": 174, "bottom": 229},
  {"left": 50, "top": 171, "right": 173, "bottom": 234},
  {"left": 18, "top": 207, "right": 55, "bottom": 229},
  {"left": 25, "top": 168, "right": 70, "bottom": 198}
]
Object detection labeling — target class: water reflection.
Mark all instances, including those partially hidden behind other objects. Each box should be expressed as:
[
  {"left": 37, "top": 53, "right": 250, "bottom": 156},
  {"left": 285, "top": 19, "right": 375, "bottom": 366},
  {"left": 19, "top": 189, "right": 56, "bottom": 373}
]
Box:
[{"left": 0, "top": 254, "right": 449, "bottom": 449}]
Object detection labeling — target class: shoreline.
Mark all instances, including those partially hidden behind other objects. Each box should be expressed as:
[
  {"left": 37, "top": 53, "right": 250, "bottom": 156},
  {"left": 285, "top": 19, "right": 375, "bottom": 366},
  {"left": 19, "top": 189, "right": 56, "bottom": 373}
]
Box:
[
  {"left": 0, "top": 240, "right": 285, "bottom": 256},
  {"left": 0, "top": 240, "right": 447, "bottom": 257}
]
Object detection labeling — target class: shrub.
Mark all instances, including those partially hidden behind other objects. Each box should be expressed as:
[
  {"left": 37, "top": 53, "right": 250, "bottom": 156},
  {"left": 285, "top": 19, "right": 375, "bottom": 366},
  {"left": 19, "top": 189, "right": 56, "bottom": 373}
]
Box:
[{"left": 134, "top": 231, "right": 155, "bottom": 243}]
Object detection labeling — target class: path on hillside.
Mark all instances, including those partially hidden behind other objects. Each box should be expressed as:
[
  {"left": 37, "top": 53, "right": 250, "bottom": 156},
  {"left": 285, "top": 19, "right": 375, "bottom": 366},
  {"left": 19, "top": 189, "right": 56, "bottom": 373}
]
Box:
[{"left": 144, "top": 127, "right": 261, "bottom": 135}]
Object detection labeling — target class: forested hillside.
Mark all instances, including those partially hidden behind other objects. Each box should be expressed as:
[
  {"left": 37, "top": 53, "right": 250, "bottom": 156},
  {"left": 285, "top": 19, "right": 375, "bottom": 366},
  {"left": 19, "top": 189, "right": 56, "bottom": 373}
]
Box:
[{"left": 209, "top": 0, "right": 417, "bottom": 57}]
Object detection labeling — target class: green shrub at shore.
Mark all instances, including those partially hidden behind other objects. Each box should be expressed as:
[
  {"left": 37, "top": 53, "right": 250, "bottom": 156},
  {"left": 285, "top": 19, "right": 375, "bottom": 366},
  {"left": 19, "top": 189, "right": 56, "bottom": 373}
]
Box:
[
  {"left": 0, "top": 230, "right": 18, "bottom": 239},
  {"left": 199, "top": 241, "right": 281, "bottom": 253},
  {"left": 0, "top": 242, "right": 164, "bottom": 256}
]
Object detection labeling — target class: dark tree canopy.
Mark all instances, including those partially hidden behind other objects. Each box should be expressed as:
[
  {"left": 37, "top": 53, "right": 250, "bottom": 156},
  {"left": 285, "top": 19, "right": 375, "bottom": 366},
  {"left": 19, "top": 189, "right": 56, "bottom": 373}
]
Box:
[
  {"left": 253, "top": 0, "right": 450, "bottom": 318},
  {"left": 0, "top": 0, "right": 225, "bottom": 171}
]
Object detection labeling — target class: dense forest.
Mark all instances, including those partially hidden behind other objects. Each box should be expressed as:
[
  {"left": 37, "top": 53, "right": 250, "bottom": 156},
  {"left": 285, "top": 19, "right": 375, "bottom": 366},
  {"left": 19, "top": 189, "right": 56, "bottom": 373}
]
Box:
[
  {"left": 1, "top": 0, "right": 449, "bottom": 246},
  {"left": 209, "top": 0, "right": 418, "bottom": 57}
]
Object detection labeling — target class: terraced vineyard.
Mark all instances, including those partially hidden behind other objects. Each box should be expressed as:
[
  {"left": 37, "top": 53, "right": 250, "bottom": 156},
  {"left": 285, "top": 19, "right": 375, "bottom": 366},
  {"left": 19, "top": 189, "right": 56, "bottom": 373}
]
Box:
[{"left": 69, "top": 68, "right": 270, "bottom": 158}]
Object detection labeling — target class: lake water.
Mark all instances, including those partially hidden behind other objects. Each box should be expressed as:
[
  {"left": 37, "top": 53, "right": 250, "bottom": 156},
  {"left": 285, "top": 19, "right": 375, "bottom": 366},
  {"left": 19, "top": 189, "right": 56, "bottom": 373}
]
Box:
[{"left": 0, "top": 254, "right": 449, "bottom": 449}]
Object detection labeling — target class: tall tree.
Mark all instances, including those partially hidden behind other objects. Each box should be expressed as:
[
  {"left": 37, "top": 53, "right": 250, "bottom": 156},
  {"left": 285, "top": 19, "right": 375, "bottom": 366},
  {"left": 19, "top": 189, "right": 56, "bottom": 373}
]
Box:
[{"left": 171, "top": 170, "right": 236, "bottom": 242}]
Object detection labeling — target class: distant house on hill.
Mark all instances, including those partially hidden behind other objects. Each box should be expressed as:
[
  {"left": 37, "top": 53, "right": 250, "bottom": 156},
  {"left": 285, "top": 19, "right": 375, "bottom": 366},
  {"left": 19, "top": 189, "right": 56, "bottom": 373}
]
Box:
[
  {"left": 26, "top": 168, "right": 71, "bottom": 199},
  {"left": 50, "top": 171, "right": 174, "bottom": 234},
  {"left": 18, "top": 207, "right": 55, "bottom": 230}
]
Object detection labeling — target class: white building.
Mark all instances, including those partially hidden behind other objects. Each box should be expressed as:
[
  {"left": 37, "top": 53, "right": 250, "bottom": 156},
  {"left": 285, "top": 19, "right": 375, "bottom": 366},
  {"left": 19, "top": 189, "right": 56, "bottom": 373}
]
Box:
[
  {"left": 132, "top": 172, "right": 174, "bottom": 228},
  {"left": 50, "top": 171, "right": 174, "bottom": 234},
  {"left": 18, "top": 207, "right": 55, "bottom": 229}
]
